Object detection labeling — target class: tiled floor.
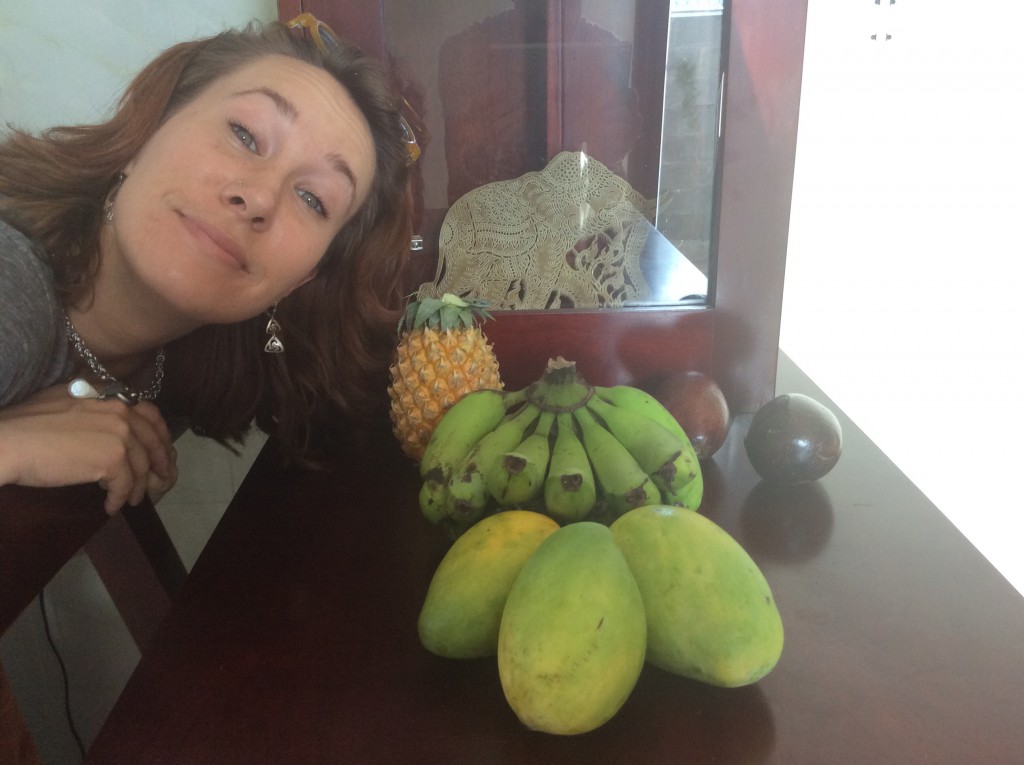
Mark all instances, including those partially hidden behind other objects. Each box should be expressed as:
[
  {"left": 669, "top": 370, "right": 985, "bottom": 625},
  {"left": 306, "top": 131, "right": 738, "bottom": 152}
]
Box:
[
  {"left": 155, "top": 429, "right": 268, "bottom": 571},
  {"left": 0, "top": 429, "right": 266, "bottom": 764}
]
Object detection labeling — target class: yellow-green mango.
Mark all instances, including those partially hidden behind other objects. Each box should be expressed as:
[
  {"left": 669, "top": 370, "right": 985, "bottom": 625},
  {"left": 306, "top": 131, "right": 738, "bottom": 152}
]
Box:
[
  {"left": 418, "top": 510, "right": 559, "bottom": 658},
  {"left": 497, "top": 522, "right": 646, "bottom": 735},
  {"left": 610, "top": 505, "right": 783, "bottom": 687}
]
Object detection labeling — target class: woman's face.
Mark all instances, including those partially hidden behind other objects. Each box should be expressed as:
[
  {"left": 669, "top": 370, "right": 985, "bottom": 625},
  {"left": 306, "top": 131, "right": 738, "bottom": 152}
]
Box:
[{"left": 109, "top": 54, "right": 375, "bottom": 325}]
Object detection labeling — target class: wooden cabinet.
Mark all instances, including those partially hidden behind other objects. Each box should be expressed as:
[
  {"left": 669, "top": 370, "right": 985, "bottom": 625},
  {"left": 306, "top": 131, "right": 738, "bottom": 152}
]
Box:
[{"left": 278, "top": 0, "right": 808, "bottom": 412}]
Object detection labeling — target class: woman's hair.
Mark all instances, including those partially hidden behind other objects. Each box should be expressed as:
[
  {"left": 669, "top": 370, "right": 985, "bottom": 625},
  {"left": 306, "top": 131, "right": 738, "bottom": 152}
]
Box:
[{"left": 0, "top": 22, "right": 412, "bottom": 464}]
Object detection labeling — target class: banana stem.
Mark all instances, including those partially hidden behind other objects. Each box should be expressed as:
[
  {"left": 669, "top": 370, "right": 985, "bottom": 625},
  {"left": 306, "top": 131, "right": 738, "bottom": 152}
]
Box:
[
  {"left": 502, "top": 388, "right": 529, "bottom": 409},
  {"left": 525, "top": 357, "right": 593, "bottom": 413}
]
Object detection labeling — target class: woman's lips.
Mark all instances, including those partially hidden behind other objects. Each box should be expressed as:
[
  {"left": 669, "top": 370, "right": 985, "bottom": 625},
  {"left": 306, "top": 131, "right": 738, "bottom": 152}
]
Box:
[{"left": 180, "top": 213, "right": 247, "bottom": 271}]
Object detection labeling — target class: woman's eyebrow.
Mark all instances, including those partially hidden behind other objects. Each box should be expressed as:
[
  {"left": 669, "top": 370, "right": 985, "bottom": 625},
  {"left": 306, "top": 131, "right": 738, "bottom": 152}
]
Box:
[
  {"left": 233, "top": 86, "right": 297, "bottom": 119},
  {"left": 327, "top": 153, "right": 358, "bottom": 200},
  {"left": 232, "top": 86, "right": 360, "bottom": 202}
]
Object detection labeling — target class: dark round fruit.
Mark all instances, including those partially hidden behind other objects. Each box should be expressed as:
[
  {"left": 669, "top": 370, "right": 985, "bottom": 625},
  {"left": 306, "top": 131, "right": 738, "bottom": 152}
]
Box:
[
  {"left": 744, "top": 393, "right": 842, "bottom": 483},
  {"left": 654, "top": 371, "right": 730, "bottom": 460}
]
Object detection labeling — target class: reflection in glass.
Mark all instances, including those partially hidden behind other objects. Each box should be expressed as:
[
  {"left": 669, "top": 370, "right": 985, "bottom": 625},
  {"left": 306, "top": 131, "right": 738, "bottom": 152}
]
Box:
[
  {"left": 438, "top": 2, "right": 640, "bottom": 205},
  {"left": 382, "top": 1, "right": 724, "bottom": 307},
  {"left": 659, "top": 0, "right": 724, "bottom": 280}
]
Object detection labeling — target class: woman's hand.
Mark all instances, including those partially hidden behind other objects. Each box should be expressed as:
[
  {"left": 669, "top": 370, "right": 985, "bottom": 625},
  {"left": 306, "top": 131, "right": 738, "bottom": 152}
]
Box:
[{"left": 0, "top": 383, "right": 178, "bottom": 514}]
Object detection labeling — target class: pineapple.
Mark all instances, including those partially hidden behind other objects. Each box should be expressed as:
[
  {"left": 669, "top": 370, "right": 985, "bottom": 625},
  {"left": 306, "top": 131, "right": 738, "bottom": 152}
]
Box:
[{"left": 388, "top": 293, "right": 504, "bottom": 461}]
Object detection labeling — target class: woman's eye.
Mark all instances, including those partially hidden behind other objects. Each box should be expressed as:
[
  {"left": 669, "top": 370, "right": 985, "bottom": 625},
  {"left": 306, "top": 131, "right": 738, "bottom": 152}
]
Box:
[
  {"left": 298, "top": 189, "right": 327, "bottom": 217},
  {"left": 231, "top": 122, "right": 258, "bottom": 152}
]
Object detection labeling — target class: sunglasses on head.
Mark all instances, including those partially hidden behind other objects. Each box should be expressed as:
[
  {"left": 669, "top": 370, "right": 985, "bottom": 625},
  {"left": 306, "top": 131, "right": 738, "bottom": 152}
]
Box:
[{"left": 286, "top": 12, "right": 422, "bottom": 165}]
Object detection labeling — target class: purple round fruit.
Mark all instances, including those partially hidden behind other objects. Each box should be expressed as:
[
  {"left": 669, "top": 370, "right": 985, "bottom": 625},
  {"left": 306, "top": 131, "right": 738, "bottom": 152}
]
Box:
[
  {"left": 744, "top": 393, "right": 842, "bottom": 483},
  {"left": 654, "top": 371, "right": 730, "bottom": 460}
]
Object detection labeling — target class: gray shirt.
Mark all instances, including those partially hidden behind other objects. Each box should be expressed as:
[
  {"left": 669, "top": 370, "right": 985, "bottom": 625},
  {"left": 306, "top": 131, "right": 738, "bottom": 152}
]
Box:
[{"left": 0, "top": 217, "right": 75, "bottom": 406}]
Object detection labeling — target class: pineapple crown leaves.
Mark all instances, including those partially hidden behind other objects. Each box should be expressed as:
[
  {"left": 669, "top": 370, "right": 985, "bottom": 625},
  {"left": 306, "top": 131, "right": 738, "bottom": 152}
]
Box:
[{"left": 398, "top": 292, "right": 495, "bottom": 335}]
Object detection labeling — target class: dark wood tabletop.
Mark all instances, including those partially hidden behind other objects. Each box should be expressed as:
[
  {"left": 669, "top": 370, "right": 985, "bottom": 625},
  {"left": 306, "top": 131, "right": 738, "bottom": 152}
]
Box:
[{"left": 85, "top": 353, "right": 1024, "bottom": 763}]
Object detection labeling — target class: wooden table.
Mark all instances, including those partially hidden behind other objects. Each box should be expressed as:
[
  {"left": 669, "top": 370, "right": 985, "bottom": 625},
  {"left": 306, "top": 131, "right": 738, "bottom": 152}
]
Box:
[{"left": 86, "top": 354, "right": 1024, "bottom": 763}]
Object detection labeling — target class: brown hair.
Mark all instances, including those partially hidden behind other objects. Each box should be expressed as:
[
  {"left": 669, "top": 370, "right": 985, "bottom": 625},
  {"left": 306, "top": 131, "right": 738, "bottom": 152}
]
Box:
[{"left": 0, "top": 22, "right": 412, "bottom": 464}]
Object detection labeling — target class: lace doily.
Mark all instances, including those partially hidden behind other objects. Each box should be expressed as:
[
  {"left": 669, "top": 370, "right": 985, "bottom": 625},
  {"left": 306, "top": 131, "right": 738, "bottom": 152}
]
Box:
[{"left": 419, "top": 151, "right": 653, "bottom": 309}]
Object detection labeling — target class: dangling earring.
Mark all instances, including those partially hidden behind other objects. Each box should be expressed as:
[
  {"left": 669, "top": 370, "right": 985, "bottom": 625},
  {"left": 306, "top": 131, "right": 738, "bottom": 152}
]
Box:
[
  {"left": 103, "top": 172, "right": 125, "bottom": 223},
  {"left": 264, "top": 303, "right": 284, "bottom": 353}
]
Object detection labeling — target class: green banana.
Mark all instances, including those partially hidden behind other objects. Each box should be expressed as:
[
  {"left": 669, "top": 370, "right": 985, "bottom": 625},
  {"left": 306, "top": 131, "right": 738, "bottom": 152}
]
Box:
[
  {"left": 658, "top": 467, "right": 703, "bottom": 511},
  {"left": 587, "top": 395, "right": 702, "bottom": 510},
  {"left": 593, "top": 384, "right": 704, "bottom": 507},
  {"left": 543, "top": 412, "right": 597, "bottom": 523},
  {"left": 486, "top": 410, "right": 555, "bottom": 507},
  {"left": 417, "top": 389, "right": 516, "bottom": 523},
  {"left": 419, "top": 389, "right": 517, "bottom": 480},
  {"left": 419, "top": 480, "right": 450, "bottom": 525},
  {"left": 447, "top": 404, "right": 541, "bottom": 523},
  {"left": 593, "top": 385, "right": 690, "bottom": 443},
  {"left": 572, "top": 406, "right": 658, "bottom": 518}
]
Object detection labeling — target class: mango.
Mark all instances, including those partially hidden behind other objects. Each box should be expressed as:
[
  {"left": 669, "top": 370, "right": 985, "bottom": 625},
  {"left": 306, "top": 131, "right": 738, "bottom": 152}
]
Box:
[
  {"left": 497, "top": 522, "right": 646, "bottom": 735},
  {"left": 418, "top": 510, "right": 559, "bottom": 658},
  {"left": 610, "top": 505, "right": 783, "bottom": 687}
]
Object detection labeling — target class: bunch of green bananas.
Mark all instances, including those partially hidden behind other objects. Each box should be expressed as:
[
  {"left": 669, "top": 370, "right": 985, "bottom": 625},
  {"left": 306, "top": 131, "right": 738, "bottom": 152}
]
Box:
[{"left": 417, "top": 358, "right": 703, "bottom": 531}]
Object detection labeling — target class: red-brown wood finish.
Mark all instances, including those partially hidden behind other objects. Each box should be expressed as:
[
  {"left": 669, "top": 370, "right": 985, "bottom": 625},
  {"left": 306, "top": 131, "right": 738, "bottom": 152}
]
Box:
[
  {"left": 710, "top": 0, "right": 809, "bottom": 414},
  {"left": 1, "top": 485, "right": 108, "bottom": 635},
  {"left": 85, "top": 354, "right": 1024, "bottom": 763},
  {"left": 278, "top": 0, "right": 808, "bottom": 414},
  {"left": 483, "top": 307, "right": 713, "bottom": 392},
  {"left": 627, "top": 0, "right": 672, "bottom": 199},
  {"left": 0, "top": 487, "right": 184, "bottom": 642},
  {"left": 84, "top": 508, "right": 186, "bottom": 649},
  {"left": 0, "top": 663, "right": 39, "bottom": 765}
]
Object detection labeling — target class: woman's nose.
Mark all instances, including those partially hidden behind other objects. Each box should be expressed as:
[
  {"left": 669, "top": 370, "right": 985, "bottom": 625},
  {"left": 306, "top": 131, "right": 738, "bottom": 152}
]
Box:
[{"left": 225, "top": 178, "right": 276, "bottom": 228}]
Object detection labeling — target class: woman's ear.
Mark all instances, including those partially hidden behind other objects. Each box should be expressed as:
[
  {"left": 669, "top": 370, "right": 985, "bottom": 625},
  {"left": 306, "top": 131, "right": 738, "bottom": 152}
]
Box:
[{"left": 286, "top": 266, "right": 318, "bottom": 296}]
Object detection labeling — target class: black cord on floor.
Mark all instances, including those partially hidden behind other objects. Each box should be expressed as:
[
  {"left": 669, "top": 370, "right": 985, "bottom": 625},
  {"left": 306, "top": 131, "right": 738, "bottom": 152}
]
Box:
[{"left": 39, "top": 588, "right": 86, "bottom": 760}]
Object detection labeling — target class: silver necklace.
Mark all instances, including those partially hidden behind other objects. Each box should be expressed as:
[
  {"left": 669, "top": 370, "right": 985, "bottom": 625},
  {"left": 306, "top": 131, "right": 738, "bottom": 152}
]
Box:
[{"left": 63, "top": 311, "right": 165, "bottom": 404}]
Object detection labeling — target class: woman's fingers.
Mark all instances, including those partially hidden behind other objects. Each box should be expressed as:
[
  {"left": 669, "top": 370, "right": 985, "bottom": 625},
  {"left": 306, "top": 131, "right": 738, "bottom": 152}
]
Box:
[
  {"left": 146, "top": 468, "right": 178, "bottom": 506},
  {"left": 75, "top": 399, "right": 159, "bottom": 509},
  {"left": 132, "top": 401, "right": 177, "bottom": 480},
  {"left": 0, "top": 384, "right": 180, "bottom": 514},
  {"left": 97, "top": 403, "right": 180, "bottom": 511}
]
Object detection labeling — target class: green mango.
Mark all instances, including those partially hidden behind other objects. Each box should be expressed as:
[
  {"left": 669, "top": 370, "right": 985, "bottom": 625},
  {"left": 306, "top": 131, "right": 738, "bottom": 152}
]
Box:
[
  {"left": 497, "top": 522, "right": 646, "bottom": 735},
  {"left": 610, "top": 505, "right": 784, "bottom": 687},
  {"left": 418, "top": 510, "right": 559, "bottom": 658}
]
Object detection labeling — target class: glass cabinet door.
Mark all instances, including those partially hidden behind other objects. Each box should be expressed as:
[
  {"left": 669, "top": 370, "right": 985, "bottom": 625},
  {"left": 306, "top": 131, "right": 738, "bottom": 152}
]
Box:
[
  {"left": 313, "top": 0, "right": 722, "bottom": 309},
  {"left": 282, "top": 0, "right": 807, "bottom": 411}
]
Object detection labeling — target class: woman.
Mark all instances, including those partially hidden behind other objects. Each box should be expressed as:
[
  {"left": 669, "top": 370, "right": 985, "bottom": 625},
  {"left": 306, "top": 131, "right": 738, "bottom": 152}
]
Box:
[{"left": 0, "top": 19, "right": 414, "bottom": 514}]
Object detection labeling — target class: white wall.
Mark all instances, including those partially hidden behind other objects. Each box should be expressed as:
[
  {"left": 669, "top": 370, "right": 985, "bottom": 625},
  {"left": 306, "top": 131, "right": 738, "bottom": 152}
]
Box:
[
  {"left": 0, "top": 1, "right": 277, "bottom": 133},
  {"left": 782, "top": 0, "right": 1024, "bottom": 596}
]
